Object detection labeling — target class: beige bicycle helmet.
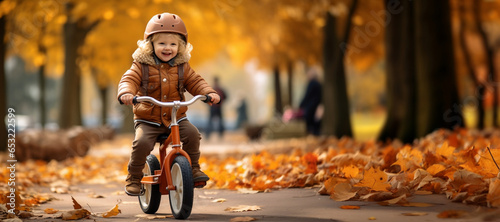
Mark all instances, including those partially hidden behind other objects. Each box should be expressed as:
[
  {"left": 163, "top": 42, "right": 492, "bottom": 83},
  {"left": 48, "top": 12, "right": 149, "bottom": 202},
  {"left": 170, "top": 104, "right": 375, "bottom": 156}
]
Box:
[{"left": 144, "top": 12, "right": 188, "bottom": 42}]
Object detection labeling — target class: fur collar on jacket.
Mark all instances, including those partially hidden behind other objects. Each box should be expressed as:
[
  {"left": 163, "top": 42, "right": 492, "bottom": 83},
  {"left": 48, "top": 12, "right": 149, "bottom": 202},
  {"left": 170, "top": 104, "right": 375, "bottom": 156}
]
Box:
[{"left": 131, "top": 39, "right": 191, "bottom": 67}]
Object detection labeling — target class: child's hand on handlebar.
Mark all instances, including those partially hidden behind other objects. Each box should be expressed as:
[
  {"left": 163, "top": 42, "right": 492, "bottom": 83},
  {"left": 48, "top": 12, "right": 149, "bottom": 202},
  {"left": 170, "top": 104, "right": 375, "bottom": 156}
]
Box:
[
  {"left": 121, "top": 94, "right": 135, "bottom": 105},
  {"left": 207, "top": 93, "right": 220, "bottom": 105}
]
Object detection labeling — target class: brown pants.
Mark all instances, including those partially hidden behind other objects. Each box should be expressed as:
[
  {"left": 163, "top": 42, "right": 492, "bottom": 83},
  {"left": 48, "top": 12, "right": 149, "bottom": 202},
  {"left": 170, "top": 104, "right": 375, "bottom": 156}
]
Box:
[{"left": 128, "top": 121, "right": 201, "bottom": 177}]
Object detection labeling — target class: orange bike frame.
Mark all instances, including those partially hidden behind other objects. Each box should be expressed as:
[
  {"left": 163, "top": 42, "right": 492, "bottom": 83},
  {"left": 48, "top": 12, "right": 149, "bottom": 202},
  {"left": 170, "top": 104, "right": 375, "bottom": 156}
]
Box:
[{"left": 140, "top": 103, "right": 192, "bottom": 195}]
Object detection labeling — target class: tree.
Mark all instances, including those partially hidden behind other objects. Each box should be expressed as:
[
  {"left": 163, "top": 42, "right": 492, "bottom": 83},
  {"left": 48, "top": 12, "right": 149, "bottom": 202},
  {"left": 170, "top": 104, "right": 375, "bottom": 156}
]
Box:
[
  {"left": 473, "top": 0, "right": 498, "bottom": 127},
  {"left": 414, "top": 0, "right": 463, "bottom": 136},
  {"left": 58, "top": 2, "right": 99, "bottom": 128},
  {"left": 377, "top": 0, "right": 416, "bottom": 143},
  {"left": 321, "top": 0, "right": 358, "bottom": 138}
]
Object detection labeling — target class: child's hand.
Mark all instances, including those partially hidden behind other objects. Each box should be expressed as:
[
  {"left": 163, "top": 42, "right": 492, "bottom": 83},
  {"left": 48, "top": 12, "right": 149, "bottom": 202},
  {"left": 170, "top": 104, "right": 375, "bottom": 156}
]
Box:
[
  {"left": 120, "top": 94, "right": 135, "bottom": 105},
  {"left": 208, "top": 93, "right": 220, "bottom": 105}
]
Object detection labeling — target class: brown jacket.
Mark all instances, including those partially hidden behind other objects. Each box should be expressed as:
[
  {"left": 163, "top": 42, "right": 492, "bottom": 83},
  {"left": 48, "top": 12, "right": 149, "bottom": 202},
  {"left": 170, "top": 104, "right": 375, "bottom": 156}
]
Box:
[{"left": 117, "top": 43, "right": 216, "bottom": 127}]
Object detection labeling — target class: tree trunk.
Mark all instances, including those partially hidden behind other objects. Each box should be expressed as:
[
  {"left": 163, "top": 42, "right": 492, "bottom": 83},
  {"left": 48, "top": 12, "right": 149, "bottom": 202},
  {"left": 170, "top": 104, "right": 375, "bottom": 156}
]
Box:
[
  {"left": 59, "top": 2, "right": 98, "bottom": 128},
  {"left": 273, "top": 65, "right": 283, "bottom": 114},
  {"left": 377, "top": 0, "right": 416, "bottom": 143},
  {"left": 321, "top": 0, "right": 357, "bottom": 138},
  {"left": 458, "top": 0, "right": 484, "bottom": 129},
  {"left": 100, "top": 87, "right": 108, "bottom": 125},
  {"left": 59, "top": 18, "right": 82, "bottom": 128},
  {"left": 0, "top": 11, "right": 7, "bottom": 151},
  {"left": 38, "top": 65, "right": 47, "bottom": 128},
  {"left": 473, "top": 0, "right": 498, "bottom": 127},
  {"left": 414, "top": 0, "right": 463, "bottom": 137}
]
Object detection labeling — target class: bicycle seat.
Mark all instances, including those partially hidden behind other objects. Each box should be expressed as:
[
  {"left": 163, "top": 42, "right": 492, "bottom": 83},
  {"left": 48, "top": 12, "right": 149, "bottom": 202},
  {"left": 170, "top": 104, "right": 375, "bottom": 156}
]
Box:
[{"left": 156, "top": 134, "right": 170, "bottom": 143}]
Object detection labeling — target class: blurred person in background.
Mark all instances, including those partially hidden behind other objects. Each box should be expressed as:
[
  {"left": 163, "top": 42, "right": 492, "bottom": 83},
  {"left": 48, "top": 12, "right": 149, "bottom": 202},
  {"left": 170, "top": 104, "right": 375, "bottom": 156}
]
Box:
[
  {"left": 299, "top": 68, "right": 322, "bottom": 136},
  {"left": 206, "top": 76, "right": 227, "bottom": 139}
]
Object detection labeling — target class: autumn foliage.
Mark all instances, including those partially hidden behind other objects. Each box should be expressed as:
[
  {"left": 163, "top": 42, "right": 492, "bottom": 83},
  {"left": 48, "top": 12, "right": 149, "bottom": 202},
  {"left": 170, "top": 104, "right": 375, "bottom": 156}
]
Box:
[{"left": 201, "top": 128, "right": 500, "bottom": 207}]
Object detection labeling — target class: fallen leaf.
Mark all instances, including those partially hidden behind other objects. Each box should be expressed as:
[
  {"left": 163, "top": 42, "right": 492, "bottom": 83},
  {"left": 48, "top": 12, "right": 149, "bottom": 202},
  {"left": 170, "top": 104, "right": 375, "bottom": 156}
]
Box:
[
  {"left": 414, "top": 191, "right": 432, "bottom": 195},
  {"left": 18, "top": 212, "right": 34, "bottom": 218},
  {"left": 355, "top": 167, "right": 390, "bottom": 191},
  {"left": 44, "top": 208, "right": 59, "bottom": 214},
  {"left": 237, "top": 189, "right": 259, "bottom": 194},
  {"left": 212, "top": 198, "right": 227, "bottom": 203},
  {"left": 102, "top": 204, "right": 121, "bottom": 218},
  {"left": 340, "top": 205, "right": 360, "bottom": 209},
  {"left": 402, "top": 212, "right": 428, "bottom": 216},
  {"left": 71, "top": 196, "right": 82, "bottom": 209},
  {"left": 230, "top": 216, "right": 257, "bottom": 222},
  {"left": 61, "top": 209, "right": 91, "bottom": 220},
  {"left": 342, "top": 165, "right": 359, "bottom": 178},
  {"left": 331, "top": 183, "right": 357, "bottom": 201},
  {"left": 225, "top": 205, "right": 261, "bottom": 212},
  {"left": 426, "top": 164, "right": 446, "bottom": 176},
  {"left": 368, "top": 216, "right": 376, "bottom": 220},
  {"left": 437, "top": 210, "right": 468, "bottom": 218},
  {"left": 401, "top": 202, "right": 433, "bottom": 207},
  {"left": 378, "top": 194, "right": 407, "bottom": 206},
  {"left": 487, "top": 179, "right": 500, "bottom": 207}
]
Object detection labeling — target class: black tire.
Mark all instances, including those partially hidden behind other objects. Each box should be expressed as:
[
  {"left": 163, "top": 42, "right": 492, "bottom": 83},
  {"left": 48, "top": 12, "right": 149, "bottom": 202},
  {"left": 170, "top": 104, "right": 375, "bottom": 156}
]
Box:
[
  {"left": 169, "top": 156, "right": 194, "bottom": 219},
  {"left": 138, "top": 154, "right": 161, "bottom": 214}
]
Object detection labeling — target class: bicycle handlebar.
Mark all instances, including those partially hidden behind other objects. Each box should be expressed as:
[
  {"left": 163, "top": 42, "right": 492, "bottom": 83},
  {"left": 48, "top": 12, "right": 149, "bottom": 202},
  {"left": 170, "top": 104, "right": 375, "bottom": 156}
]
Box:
[{"left": 132, "top": 94, "right": 211, "bottom": 106}]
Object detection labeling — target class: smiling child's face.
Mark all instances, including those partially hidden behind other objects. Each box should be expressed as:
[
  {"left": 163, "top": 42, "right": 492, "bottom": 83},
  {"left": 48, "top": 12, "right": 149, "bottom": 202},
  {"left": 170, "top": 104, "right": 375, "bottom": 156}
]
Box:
[{"left": 152, "top": 33, "right": 179, "bottom": 62}]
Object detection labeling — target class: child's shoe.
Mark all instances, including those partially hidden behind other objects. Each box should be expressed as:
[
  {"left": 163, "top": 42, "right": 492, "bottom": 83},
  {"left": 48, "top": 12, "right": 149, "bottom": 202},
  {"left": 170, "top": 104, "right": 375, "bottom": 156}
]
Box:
[
  {"left": 192, "top": 168, "right": 209, "bottom": 182},
  {"left": 125, "top": 174, "right": 143, "bottom": 196}
]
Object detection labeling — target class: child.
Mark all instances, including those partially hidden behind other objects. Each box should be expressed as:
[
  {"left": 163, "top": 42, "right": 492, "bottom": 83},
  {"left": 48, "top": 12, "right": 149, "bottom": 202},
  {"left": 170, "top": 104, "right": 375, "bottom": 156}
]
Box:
[{"left": 117, "top": 12, "right": 220, "bottom": 196}]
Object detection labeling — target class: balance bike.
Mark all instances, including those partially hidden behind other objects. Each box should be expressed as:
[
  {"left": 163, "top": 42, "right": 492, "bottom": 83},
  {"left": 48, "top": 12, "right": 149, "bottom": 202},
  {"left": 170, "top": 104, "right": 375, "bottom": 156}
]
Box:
[{"left": 132, "top": 95, "right": 210, "bottom": 219}]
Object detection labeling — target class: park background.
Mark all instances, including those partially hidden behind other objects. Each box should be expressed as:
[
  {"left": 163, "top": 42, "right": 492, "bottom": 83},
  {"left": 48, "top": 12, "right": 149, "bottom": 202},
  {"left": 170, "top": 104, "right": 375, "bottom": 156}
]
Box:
[
  {"left": 2, "top": 0, "right": 500, "bottom": 220},
  {"left": 3, "top": 0, "right": 500, "bottom": 142}
]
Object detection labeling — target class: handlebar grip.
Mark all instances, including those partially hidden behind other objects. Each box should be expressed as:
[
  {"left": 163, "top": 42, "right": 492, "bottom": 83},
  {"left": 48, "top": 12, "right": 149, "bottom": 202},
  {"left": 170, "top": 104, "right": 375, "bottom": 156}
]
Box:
[
  {"left": 118, "top": 97, "right": 124, "bottom": 105},
  {"left": 133, "top": 96, "right": 138, "bottom": 105},
  {"left": 202, "top": 94, "right": 212, "bottom": 103}
]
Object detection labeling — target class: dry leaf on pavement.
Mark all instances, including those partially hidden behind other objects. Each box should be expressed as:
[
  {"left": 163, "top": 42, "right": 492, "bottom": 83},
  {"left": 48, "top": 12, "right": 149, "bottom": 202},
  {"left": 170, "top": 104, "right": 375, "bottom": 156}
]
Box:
[
  {"left": 102, "top": 204, "right": 121, "bottom": 218},
  {"left": 331, "top": 183, "right": 357, "bottom": 201},
  {"left": 355, "top": 167, "right": 390, "bottom": 191},
  {"left": 230, "top": 216, "right": 257, "bottom": 222},
  {"left": 402, "top": 212, "right": 428, "bottom": 216},
  {"left": 437, "top": 210, "right": 469, "bottom": 218},
  {"left": 340, "top": 205, "right": 360, "bottom": 209},
  {"left": 71, "top": 196, "right": 82, "bottom": 209},
  {"left": 60, "top": 209, "right": 91, "bottom": 220},
  {"left": 44, "top": 208, "right": 59, "bottom": 214},
  {"left": 212, "top": 198, "right": 227, "bottom": 203},
  {"left": 225, "top": 205, "right": 261, "bottom": 212}
]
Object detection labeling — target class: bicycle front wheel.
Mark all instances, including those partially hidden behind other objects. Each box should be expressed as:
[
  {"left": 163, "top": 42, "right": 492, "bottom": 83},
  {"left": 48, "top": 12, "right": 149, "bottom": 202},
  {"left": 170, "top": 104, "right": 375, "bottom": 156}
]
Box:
[{"left": 169, "top": 155, "right": 194, "bottom": 219}]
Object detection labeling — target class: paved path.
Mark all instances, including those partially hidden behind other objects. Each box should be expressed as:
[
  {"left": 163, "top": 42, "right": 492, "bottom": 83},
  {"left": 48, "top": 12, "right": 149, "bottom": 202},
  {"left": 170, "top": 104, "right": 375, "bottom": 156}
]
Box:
[{"left": 28, "top": 182, "right": 489, "bottom": 222}]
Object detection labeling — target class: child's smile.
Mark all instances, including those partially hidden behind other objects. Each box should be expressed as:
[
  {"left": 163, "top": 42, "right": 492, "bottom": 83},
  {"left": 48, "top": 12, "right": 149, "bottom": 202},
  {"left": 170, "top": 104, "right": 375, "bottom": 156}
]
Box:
[{"left": 153, "top": 34, "right": 179, "bottom": 62}]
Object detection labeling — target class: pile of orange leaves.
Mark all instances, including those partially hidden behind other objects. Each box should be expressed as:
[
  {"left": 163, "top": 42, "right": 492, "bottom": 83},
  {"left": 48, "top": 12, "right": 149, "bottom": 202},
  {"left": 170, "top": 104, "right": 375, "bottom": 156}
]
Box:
[
  {"left": 201, "top": 128, "right": 500, "bottom": 207},
  {"left": 1, "top": 128, "right": 500, "bottom": 219}
]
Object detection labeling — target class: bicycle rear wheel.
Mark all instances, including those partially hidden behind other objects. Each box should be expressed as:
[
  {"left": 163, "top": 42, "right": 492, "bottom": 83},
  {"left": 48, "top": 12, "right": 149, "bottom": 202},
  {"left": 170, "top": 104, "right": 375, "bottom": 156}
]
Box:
[
  {"left": 139, "top": 154, "right": 161, "bottom": 214},
  {"left": 169, "top": 155, "right": 194, "bottom": 219}
]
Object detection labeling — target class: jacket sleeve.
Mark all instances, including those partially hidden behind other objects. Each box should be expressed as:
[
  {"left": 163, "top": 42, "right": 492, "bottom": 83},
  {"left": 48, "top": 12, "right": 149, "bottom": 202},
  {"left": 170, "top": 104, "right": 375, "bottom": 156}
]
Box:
[
  {"left": 117, "top": 62, "right": 142, "bottom": 101},
  {"left": 183, "top": 63, "right": 217, "bottom": 96}
]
